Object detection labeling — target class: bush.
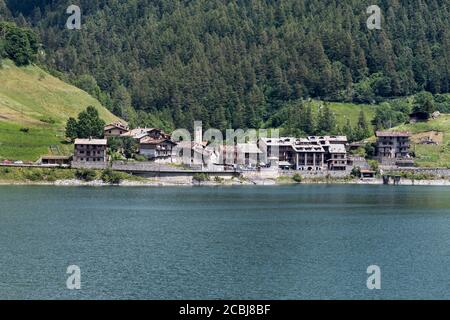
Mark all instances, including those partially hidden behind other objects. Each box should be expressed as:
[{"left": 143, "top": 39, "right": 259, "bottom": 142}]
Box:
[
  {"left": 368, "top": 160, "right": 380, "bottom": 173},
  {"left": 40, "top": 117, "right": 56, "bottom": 124},
  {"left": 214, "top": 176, "right": 224, "bottom": 183},
  {"left": 24, "top": 169, "right": 43, "bottom": 181},
  {"left": 292, "top": 173, "right": 302, "bottom": 183},
  {"left": 351, "top": 147, "right": 367, "bottom": 158},
  {"left": 75, "top": 169, "right": 97, "bottom": 182},
  {"left": 20, "top": 127, "right": 29, "bottom": 133},
  {"left": 392, "top": 171, "right": 436, "bottom": 181},
  {"left": 101, "top": 169, "right": 122, "bottom": 184},
  {"left": 351, "top": 166, "right": 361, "bottom": 178},
  {"left": 45, "top": 174, "right": 57, "bottom": 182},
  {"left": 134, "top": 155, "right": 147, "bottom": 162},
  {"left": 1, "top": 167, "right": 11, "bottom": 174},
  {"left": 193, "top": 173, "right": 210, "bottom": 182}
]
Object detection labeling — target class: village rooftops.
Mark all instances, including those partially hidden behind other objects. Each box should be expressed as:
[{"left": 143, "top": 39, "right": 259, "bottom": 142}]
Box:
[
  {"left": 40, "top": 155, "right": 72, "bottom": 160},
  {"left": 308, "top": 135, "right": 348, "bottom": 144},
  {"left": 139, "top": 136, "right": 176, "bottom": 145},
  {"left": 104, "top": 122, "right": 129, "bottom": 131},
  {"left": 121, "top": 128, "right": 154, "bottom": 139},
  {"left": 376, "top": 131, "right": 410, "bottom": 137},
  {"left": 74, "top": 138, "right": 107, "bottom": 145},
  {"left": 292, "top": 144, "right": 325, "bottom": 152},
  {"left": 261, "top": 136, "right": 348, "bottom": 146},
  {"left": 260, "top": 137, "right": 307, "bottom": 146},
  {"left": 121, "top": 128, "right": 171, "bottom": 140},
  {"left": 328, "top": 144, "right": 347, "bottom": 154}
]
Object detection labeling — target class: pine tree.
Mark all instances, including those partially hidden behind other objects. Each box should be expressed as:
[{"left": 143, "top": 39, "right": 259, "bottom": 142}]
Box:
[
  {"left": 317, "top": 104, "right": 337, "bottom": 135},
  {"left": 356, "top": 110, "right": 371, "bottom": 139},
  {"left": 76, "top": 106, "right": 106, "bottom": 139},
  {"left": 342, "top": 118, "right": 354, "bottom": 142},
  {"left": 65, "top": 117, "right": 78, "bottom": 142}
]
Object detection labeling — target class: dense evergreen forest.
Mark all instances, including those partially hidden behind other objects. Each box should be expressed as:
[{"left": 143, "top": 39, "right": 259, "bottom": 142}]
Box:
[{"left": 1, "top": 0, "right": 450, "bottom": 132}]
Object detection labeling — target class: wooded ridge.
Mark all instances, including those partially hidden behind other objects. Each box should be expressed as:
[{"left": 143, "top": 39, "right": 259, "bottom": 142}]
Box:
[{"left": 1, "top": 0, "right": 449, "bottom": 133}]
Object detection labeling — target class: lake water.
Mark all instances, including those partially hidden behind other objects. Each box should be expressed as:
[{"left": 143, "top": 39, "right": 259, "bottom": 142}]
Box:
[{"left": 0, "top": 185, "right": 449, "bottom": 300}]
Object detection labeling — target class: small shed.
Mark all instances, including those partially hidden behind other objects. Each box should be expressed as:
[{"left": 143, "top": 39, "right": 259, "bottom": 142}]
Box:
[
  {"left": 39, "top": 155, "right": 72, "bottom": 166},
  {"left": 360, "top": 169, "right": 376, "bottom": 179}
]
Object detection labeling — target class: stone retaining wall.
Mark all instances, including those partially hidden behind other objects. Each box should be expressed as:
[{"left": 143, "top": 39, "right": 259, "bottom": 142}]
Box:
[
  {"left": 281, "top": 170, "right": 351, "bottom": 178},
  {"left": 71, "top": 162, "right": 108, "bottom": 170},
  {"left": 383, "top": 168, "right": 450, "bottom": 178}
]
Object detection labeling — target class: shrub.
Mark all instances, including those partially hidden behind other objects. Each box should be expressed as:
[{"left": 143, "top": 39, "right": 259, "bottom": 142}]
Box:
[
  {"left": 45, "top": 174, "right": 57, "bottom": 182},
  {"left": 368, "top": 160, "right": 380, "bottom": 173},
  {"left": 75, "top": 169, "right": 97, "bottom": 182},
  {"left": 101, "top": 169, "right": 122, "bottom": 184},
  {"left": 292, "top": 173, "right": 302, "bottom": 183},
  {"left": 24, "top": 169, "right": 43, "bottom": 181},
  {"left": 193, "top": 173, "right": 210, "bottom": 182},
  {"left": 40, "top": 117, "right": 56, "bottom": 124},
  {"left": 134, "top": 155, "right": 147, "bottom": 162},
  {"left": 351, "top": 166, "right": 361, "bottom": 177},
  {"left": 110, "top": 152, "right": 126, "bottom": 161},
  {"left": 1, "top": 167, "right": 11, "bottom": 174},
  {"left": 214, "top": 176, "right": 224, "bottom": 183},
  {"left": 20, "top": 127, "right": 29, "bottom": 133}
]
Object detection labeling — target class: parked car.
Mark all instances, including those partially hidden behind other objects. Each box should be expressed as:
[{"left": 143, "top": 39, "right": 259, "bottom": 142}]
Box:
[
  {"left": 2, "top": 160, "right": 12, "bottom": 164},
  {"left": 13, "top": 161, "right": 24, "bottom": 165}
]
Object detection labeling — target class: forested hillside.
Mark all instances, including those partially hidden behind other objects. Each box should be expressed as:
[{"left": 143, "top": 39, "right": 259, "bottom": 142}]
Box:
[{"left": 3, "top": 0, "right": 450, "bottom": 131}]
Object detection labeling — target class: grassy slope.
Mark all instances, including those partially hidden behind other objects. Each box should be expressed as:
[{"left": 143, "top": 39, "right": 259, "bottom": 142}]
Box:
[
  {"left": 0, "top": 59, "right": 120, "bottom": 161},
  {"left": 391, "top": 115, "right": 450, "bottom": 168},
  {"left": 309, "top": 100, "right": 376, "bottom": 127}
]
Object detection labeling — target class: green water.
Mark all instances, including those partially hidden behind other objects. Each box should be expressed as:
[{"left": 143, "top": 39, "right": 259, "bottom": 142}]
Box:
[{"left": 0, "top": 185, "right": 449, "bottom": 299}]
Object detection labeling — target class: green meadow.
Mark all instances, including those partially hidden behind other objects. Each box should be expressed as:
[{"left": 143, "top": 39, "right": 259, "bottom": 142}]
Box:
[
  {"left": 392, "top": 115, "right": 450, "bottom": 168},
  {"left": 0, "top": 59, "right": 119, "bottom": 161}
]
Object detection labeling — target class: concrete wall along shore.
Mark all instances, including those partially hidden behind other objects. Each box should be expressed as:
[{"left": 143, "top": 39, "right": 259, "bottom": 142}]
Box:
[{"left": 383, "top": 168, "right": 450, "bottom": 178}]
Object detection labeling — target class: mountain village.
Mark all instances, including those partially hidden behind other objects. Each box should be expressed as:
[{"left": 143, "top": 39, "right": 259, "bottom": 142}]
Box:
[{"left": 19, "top": 121, "right": 421, "bottom": 183}]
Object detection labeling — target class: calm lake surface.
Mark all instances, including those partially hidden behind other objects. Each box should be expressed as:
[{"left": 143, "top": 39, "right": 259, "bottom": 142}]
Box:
[{"left": 0, "top": 185, "right": 450, "bottom": 300}]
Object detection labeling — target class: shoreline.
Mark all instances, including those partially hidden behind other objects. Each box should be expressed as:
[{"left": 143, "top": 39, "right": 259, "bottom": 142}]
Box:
[{"left": 1, "top": 178, "right": 449, "bottom": 187}]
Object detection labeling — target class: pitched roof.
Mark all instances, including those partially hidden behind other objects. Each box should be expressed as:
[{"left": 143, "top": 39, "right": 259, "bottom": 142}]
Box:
[
  {"left": 40, "top": 155, "right": 72, "bottom": 160},
  {"left": 139, "top": 137, "right": 176, "bottom": 145},
  {"left": 328, "top": 144, "right": 347, "bottom": 153},
  {"left": 74, "top": 138, "right": 107, "bottom": 145},
  {"left": 308, "top": 135, "right": 348, "bottom": 142},
  {"left": 104, "top": 122, "right": 129, "bottom": 131},
  {"left": 376, "top": 131, "right": 410, "bottom": 137},
  {"left": 292, "top": 144, "right": 325, "bottom": 152},
  {"left": 121, "top": 128, "right": 154, "bottom": 138}
]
